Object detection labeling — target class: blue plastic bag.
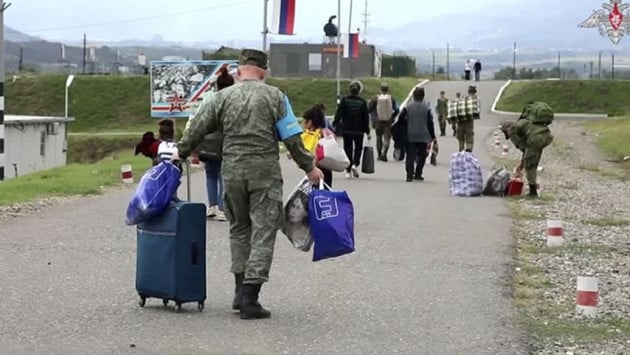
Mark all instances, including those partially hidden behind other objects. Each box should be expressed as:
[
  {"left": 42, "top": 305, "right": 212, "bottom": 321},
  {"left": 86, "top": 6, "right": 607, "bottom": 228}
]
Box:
[
  {"left": 125, "top": 161, "right": 182, "bottom": 225},
  {"left": 308, "top": 183, "right": 355, "bottom": 262}
]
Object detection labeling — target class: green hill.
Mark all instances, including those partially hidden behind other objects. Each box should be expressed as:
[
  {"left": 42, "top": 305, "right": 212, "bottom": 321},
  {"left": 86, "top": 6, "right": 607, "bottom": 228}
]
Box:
[
  {"left": 5, "top": 74, "right": 420, "bottom": 132},
  {"left": 495, "top": 80, "right": 630, "bottom": 116}
]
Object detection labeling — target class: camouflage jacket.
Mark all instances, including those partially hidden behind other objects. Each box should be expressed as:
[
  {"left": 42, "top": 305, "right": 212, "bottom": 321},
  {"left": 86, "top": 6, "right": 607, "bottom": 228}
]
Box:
[
  {"left": 510, "top": 118, "right": 554, "bottom": 152},
  {"left": 177, "top": 79, "right": 314, "bottom": 180}
]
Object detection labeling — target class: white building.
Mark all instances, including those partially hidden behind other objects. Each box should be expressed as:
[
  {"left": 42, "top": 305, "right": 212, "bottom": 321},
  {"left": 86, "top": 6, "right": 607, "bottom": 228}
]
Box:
[{"left": 3, "top": 115, "right": 74, "bottom": 180}]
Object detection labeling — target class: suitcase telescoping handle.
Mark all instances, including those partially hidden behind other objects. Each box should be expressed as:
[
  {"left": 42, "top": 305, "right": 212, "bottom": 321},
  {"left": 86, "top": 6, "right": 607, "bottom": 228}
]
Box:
[{"left": 183, "top": 159, "right": 191, "bottom": 202}]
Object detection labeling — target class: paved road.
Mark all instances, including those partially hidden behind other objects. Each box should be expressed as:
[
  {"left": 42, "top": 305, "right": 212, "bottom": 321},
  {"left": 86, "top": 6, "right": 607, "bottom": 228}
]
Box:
[{"left": 0, "top": 81, "right": 527, "bottom": 355}]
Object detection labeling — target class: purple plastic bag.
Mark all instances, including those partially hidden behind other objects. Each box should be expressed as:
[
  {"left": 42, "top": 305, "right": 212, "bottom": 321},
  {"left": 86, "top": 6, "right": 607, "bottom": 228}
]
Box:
[
  {"left": 125, "top": 161, "right": 181, "bottom": 225},
  {"left": 308, "top": 184, "right": 355, "bottom": 262}
]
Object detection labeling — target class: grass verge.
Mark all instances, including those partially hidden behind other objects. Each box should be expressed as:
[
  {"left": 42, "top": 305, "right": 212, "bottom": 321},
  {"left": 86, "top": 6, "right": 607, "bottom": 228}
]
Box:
[
  {"left": 511, "top": 218, "right": 630, "bottom": 343},
  {"left": 495, "top": 80, "right": 630, "bottom": 116},
  {"left": 0, "top": 150, "right": 151, "bottom": 206},
  {"left": 582, "top": 116, "right": 630, "bottom": 164},
  {"left": 6, "top": 74, "right": 420, "bottom": 133}
]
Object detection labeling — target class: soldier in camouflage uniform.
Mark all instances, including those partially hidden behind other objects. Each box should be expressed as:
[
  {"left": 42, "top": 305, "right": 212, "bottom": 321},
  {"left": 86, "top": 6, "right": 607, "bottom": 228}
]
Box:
[
  {"left": 500, "top": 104, "right": 554, "bottom": 198},
  {"left": 174, "top": 49, "right": 323, "bottom": 320},
  {"left": 435, "top": 91, "right": 449, "bottom": 136}
]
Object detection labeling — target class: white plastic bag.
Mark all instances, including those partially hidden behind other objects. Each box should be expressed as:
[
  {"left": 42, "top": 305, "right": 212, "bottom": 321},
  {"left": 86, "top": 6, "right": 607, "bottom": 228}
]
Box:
[
  {"left": 448, "top": 152, "right": 483, "bottom": 197},
  {"left": 281, "top": 178, "right": 314, "bottom": 252},
  {"left": 315, "top": 137, "right": 350, "bottom": 172}
]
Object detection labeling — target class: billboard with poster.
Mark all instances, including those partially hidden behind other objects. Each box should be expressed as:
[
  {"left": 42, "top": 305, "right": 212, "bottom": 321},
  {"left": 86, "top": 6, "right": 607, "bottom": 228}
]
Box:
[{"left": 150, "top": 60, "right": 238, "bottom": 118}]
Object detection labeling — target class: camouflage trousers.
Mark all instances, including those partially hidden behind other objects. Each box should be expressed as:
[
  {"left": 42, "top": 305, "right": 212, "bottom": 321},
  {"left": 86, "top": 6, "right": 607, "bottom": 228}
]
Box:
[
  {"left": 456, "top": 120, "right": 475, "bottom": 152},
  {"left": 223, "top": 179, "right": 284, "bottom": 285},
  {"left": 524, "top": 147, "right": 544, "bottom": 185}
]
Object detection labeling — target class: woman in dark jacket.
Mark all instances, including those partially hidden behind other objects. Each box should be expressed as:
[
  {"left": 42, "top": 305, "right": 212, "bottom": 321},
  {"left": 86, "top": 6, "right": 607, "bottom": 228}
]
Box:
[{"left": 332, "top": 81, "right": 371, "bottom": 179}]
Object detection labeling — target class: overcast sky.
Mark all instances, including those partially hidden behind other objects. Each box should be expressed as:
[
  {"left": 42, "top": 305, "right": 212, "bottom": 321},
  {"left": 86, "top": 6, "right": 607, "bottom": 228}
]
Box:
[{"left": 7, "top": 0, "right": 523, "bottom": 43}]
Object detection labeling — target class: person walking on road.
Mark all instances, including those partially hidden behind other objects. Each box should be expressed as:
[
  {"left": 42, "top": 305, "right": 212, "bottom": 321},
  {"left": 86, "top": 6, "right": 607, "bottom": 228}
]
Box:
[
  {"left": 397, "top": 87, "right": 436, "bottom": 182},
  {"left": 464, "top": 60, "right": 472, "bottom": 81},
  {"left": 474, "top": 60, "right": 482, "bottom": 82},
  {"left": 174, "top": 49, "right": 323, "bottom": 320},
  {"left": 333, "top": 80, "right": 371, "bottom": 179},
  {"left": 193, "top": 67, "right": 234, "bottom": 221},
  {"left": 368, "top": 83, "right": 399, "bottom": 162},
  {"left": 298, "top": 104, "right": 334, "bottom": 187},
  {"left": 456, "top": 86, "right": 480, "bottom": 153},
  {"left": 435, "top": 91, "right": 448, "bottom": 137}
]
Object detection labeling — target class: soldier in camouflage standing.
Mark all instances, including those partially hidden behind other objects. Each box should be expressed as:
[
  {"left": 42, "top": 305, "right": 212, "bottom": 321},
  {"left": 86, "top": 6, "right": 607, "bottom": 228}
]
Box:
[
  {"left": 435, "top": 91, "right": 448, "bottom": 136},
  {"left": 174, "top": 49, "right": 323, "bottom": 320}
]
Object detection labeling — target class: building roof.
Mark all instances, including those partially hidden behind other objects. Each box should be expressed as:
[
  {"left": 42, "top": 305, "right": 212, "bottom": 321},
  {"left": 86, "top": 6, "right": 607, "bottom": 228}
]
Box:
[{"left": 4, "top": 115, "right": 75, "bottom": 125}]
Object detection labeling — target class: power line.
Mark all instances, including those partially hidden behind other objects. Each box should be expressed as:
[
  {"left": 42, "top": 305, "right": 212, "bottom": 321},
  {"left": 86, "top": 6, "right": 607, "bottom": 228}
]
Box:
[{"left": 23, "top": 1, "right": 253, "bottom": 33}]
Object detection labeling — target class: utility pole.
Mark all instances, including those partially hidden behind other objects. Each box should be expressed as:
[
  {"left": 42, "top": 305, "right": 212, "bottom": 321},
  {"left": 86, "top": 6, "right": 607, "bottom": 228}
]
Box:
[
  {"left": 82, "top": 33, "right": 87, "bottom": 74},
  {"left": 262, "top": 0, "right": 269, "bottom": 51},
  {"left": 348, "top": 0, "right": 354, "bottom": 79},
  {"left": 446, "top": 42, "right": 450, "bottom": 81},
  {"left": 361, "top": 0, "right": 369, "bottom": 43},
  {"left": 0, "top": 1, "right": 10, "bottom": 182},
  {"left": 598, "top": 51, "right": 602, "bottom": 79},
  {"left": 590, "top": 61, "right": 594, "bottom": 79},
  {"left": 432, "top": 50, "right": 435, "bottom": 79},
  {"left": 557, "top": 51, "right": 561, "bottom": 79},
  {"left": 18, "top": 44, "right": 23, "bottom": 72},
  {"left": 612, "top": 51, "right": 615, "bottom": 80},
  {"left": 512, "top": 41, "right": 517, "bottom": 79}
]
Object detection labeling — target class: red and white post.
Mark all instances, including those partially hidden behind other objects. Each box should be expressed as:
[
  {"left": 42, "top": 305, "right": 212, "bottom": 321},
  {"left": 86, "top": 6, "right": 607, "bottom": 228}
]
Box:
[
  {"left": 546, "top": 218, "right": 563, "bottom": 247},
  {"left": 576, "top": 276, "right": 599, "bottom": 318},
  {"left": 501, "top": 144, "right": 509, "bottom": 156},
  {"left": 121, "top": 164, "right": 133, "bottom": 184}
]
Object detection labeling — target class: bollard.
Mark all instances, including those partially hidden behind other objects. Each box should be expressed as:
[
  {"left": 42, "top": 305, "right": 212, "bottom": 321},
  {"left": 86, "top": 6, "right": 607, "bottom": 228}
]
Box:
[
  {"left": 546, "top": 218, "right": 563, "bottom": 247},
  {"left": 576, "top": 276, "right": 598, "bottom": 318},
  {"left": 501, "top": 144, "right": 509, "bottom": 156},
  {"left": 494, "top": 138, "right": 501, "bottom": 147},
  {"left": 121, "top": 164, "right": 133, "bottom": 184}
]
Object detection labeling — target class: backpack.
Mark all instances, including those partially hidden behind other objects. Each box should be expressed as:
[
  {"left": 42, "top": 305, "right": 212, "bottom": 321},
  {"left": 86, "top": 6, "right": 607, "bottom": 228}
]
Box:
[
  {"left": 376, "top": 94, "right": 393, "bottom": 121},
  {"left": 483, "top": 166, "right": 511, "bottom": 196},
  {"left": 521, "top": 101, "right": 554, "bottom": 126}
]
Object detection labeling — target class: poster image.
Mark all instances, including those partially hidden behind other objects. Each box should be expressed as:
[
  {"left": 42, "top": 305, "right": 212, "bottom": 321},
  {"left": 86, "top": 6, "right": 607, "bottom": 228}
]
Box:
[{"left": 150, "top": 60, "right": 238, "bottom": 118}]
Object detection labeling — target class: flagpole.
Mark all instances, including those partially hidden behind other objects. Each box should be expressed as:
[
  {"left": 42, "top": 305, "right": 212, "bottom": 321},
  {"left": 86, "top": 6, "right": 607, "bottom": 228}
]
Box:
[
  {"left": 348, "top": 0, "right": 354, "bottom": 79},
  {"left": 262, "top": 0, "right": 269, "bottom": 51},
  {"left": 336, "top": 0, "right": 341, "bottom": 104}
]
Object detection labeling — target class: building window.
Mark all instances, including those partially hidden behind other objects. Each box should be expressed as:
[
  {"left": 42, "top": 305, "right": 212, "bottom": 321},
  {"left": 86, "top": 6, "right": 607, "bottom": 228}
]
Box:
[
  {"left": 40, "top": 131, "right": 46, "bottom": 157},
  {"left": 308, "top": 53, "right": 322, "bottom": 71},
  {"left": 286, "top": 53, "right": 300, "bottom": 74}
]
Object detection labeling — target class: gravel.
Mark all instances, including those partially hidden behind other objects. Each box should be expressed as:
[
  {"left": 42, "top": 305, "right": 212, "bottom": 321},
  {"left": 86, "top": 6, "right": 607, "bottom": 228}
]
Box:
[
  {"left": 486, "top": 120, "right": 630, "bottom": 354},
  {"left": 0, "top": 196, "right": 81, "bottom": 226}
]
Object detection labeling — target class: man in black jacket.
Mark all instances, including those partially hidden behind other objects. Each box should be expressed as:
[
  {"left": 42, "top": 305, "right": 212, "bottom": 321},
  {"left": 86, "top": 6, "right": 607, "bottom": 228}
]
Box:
[
  {"left": 333, "top": 81, "right": 371, "bottom": 179},
  {"left": 397, "top": 87, "right": 436, "bottom": 182}
]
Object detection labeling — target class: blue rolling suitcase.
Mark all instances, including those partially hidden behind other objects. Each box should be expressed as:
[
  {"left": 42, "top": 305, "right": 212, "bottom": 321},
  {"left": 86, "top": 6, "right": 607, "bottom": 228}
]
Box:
[{"left": 135, "top": 162, "right": 207, "bottom": 312}]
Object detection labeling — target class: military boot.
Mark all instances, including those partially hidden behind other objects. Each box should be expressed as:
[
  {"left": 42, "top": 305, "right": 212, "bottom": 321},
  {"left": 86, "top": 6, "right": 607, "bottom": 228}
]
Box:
[
  {"left": 527, "top": 184, "right": 538, "bottom": 198},
  {"left": 240, "top": 283, "right": 271, "bottom": 320},
  {"left": 232, "top": 273, "right": 244, "bottom": 310}
]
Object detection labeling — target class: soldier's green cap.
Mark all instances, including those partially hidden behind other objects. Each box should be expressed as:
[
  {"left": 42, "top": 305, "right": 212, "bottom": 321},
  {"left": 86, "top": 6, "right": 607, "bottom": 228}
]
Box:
[{"left": 240, "top": 49, "right": 268, "bottom": 69}]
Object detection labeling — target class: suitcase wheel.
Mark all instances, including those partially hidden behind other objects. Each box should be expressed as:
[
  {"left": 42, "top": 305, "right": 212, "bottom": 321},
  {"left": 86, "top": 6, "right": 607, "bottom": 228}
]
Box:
[
  {"left": 175, "top": 303, "right": 182, "bottom": 313},
  {"left": 197, "top": 302, "right": 204, "bottom": 312},
  {"left": 162, "top": 299, "right": 168, "bottom": 306},
  {"left": 138, "top": 296, "right": 146, "bottom": 308}
]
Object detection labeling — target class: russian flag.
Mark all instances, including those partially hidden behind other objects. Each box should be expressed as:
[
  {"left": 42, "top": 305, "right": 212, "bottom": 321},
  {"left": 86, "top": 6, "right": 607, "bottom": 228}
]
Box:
[
  {"left": 271, "top": 0, "right": 296, "bottom": 35},
  {"left": 342, "top": 33, "right": 360, "bottom": 58}
]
